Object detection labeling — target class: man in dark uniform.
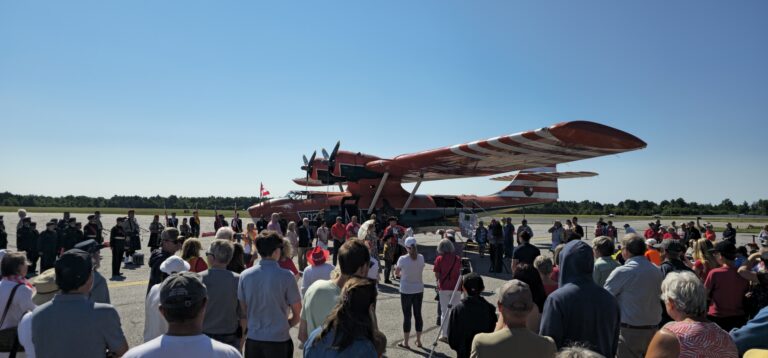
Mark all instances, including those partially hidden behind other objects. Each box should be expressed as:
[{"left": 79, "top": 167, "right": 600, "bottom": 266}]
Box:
[
  {"left": 214, "top": 214, "right": 228, "bottom": 231},
  {"left": 190, "top": 211, "right": 201, "bottom": 238},
  {"left": 231, "top": 213, "right": 243, "bottom": 242},
  {"left": 27, "top": 221, "right": 40, "bottom": 275},
  {"left": 110, "top": 217, "right": 127, "bottom": 278},
  {"left": 167, "top": 212, "right": 179, "bottom": 228},
  {"left": 122, "top": 210, "right": 141, "bottom": 264},
  {"left": 0, "top": 216, "right": 6, "bottom": 249},
  {"left": 38, "top": 219, "right": 59, "bottom": 272},
  {"left": 57, "top": 212, "right": 70, "bottom": 232},
  {"left": 83, "top": 215, "right": 102, "bottom": 244},
  {"left": 256, "top": 215, "right": 268, "bottom": 232},
  {"left": 60, "top": 218, "right": 83, "bottom": 253},
  {"left": 17, "top": 217, "right": 32, "bottom": 252}
]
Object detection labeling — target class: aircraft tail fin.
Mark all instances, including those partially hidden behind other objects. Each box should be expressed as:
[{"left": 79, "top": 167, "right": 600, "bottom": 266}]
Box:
[{"left": 493, "top": 166, "right": 559, "bottom": 200}]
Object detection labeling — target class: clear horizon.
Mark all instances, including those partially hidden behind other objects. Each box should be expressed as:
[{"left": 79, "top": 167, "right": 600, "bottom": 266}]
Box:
[{"left": 1, "top": 1, "right": 766, "bottom": 204}]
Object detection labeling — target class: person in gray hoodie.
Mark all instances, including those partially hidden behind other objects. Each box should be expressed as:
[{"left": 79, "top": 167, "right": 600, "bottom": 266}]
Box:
[{"left": 539, "top": 240, "right": 620, "bottom": 357}]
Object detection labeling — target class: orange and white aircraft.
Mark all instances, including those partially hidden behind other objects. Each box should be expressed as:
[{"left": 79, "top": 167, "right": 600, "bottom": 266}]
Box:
[{"left": 248, "top": 121, "right": 646, "bottom": 227}]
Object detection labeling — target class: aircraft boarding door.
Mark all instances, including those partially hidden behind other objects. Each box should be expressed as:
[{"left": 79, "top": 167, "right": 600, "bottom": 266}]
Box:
[
  {"left": 459, "top": 212, "right": 477, "bottom": 241},
  {"left": 340, "top": 197, "right": 361, "bottom": 222}
]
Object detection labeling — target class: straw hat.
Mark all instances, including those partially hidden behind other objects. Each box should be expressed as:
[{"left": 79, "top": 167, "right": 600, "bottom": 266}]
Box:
[{"left": 31, "top": 268, "right": 59, "bottom": 305}]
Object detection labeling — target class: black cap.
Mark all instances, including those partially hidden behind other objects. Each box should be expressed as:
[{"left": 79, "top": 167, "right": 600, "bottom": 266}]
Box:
[
  {"left": 22, "top": 217, "right": 31, "bottom": 223},
  {"left": 55, "top": 249, "right": 93, "bottom": 291},
  {"left": 74, "top": 239, "right": 104, "bottom": 254},
  {"left": 87, "top": 215, "right": 95, "bottom": 220},
  {"left": 160, "top": 272, "right": 207, "bottom": 308},
  {"left": 709, "top": 240, "right": 737, "bottom": 260},
  {"left": 68, "top": 218, "right": 76, "bottom": 223},
  {"left": 47, "top": 219, "right": 57, "bottom": 226},
  {"left": 661, "top": 239, "right": 684, "bottom": 253}
]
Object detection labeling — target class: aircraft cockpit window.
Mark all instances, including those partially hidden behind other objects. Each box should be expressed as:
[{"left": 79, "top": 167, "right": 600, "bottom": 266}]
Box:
[{"left": 287, "top": 191, "right": 308, "bottom": 201}]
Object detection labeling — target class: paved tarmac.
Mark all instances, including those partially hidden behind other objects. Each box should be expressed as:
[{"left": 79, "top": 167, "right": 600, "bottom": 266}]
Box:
[{"left": 1, "top": 211, "right": 762, "bottom": 357}]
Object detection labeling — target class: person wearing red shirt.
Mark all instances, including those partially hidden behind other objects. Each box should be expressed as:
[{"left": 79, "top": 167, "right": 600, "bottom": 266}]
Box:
[
  {"left": 433, "top": 239, "right": 462, "bottom": 340},
  {"left": 330, "top": 216, "right": 347, "bottom": 266},
  {"left": 644, "top": 223, "right": 658, "bottom": 240},
  {"left": 345, "top": 216, "right": 361, "bottom": 239},
  {"left": 381, "top": 216, "right": 407, "bottom": 284},
  {"left": 704, "top": 241, "right": 750, "bottom": 332},
  {"left": 705, "top": 225, "right": 717, "bottom": 242}
]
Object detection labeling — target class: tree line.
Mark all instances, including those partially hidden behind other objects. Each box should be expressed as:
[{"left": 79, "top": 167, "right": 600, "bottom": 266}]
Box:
[
  {"left": 0, "top": 192, "right": 267, "bottom": 211},
  {"left": 521, "top": 198, "right": 768, "bottom": 216},
  {"left": 1, "top": 192, "right": 767, "bottom": 216}
]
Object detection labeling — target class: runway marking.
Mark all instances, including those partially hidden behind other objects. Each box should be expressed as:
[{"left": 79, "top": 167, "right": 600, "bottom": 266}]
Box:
[{"left": 109, "top": 280, "right": 149, "bottom": 288}]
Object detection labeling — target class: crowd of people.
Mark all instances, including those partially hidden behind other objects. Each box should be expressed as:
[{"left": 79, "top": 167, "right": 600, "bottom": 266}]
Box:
[{"left": 0, "top": 208, "right": 766, "bottom": 357}]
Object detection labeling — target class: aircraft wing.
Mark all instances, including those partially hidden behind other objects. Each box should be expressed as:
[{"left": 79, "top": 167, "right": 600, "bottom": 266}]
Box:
[{"left": 364, "top": 121, "right": 645, "bottom": 182}]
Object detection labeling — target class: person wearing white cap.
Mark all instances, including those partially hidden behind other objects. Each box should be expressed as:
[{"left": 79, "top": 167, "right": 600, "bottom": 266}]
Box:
[
  {"left": 395, "top": 237, "right": 425, "bottom": 349},
  {"left": 143, "top": 256, "right": 190, "bottom": 342}
]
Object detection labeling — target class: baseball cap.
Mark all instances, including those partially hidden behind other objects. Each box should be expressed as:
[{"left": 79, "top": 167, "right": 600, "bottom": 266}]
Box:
[
  {"left": 74, "top": 239, "right": 104, "bottom": 254},
  {"left": 645, "top": 239, "right": 661, "bottom": 249},
  {"left": 404, "top": 237, "right": 417, "bottom": 248},
  {"left": 709, "top": 241, "right": 737, "bottom": 260},
  {"left": 498, "top": 279, "right": 534, "bottom": 312},
  {"left": 661, "top": 239, "right": 684, "bottom": 253},
  {"left": 160, "top": 272, "right": 207, "bottom": 309},
  {"left": 55, "top": 249, "right": 93, "bottom": 291},
  {"left": 160, "top": 256, "right": 191, "bottom": 275}
]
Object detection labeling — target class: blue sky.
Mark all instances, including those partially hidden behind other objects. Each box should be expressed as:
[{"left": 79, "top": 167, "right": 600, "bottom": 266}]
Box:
[{"left": 1, "top": 1, "right": 766, "bottom": 204}]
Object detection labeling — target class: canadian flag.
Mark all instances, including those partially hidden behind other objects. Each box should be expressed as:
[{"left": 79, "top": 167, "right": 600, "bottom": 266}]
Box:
[{"left": 260, "top": 183, "right": 270, "bottom": 197}]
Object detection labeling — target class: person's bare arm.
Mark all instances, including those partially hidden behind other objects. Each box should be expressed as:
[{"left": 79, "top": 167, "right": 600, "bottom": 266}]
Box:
[
  {"left": 288, "top": 302, "right": 302, "bottom": 328},
  {"left": 298, "top": 319, "right": 309, "bottom": 343},
  {"left": 645, "top": 328, "right": 680, "bottom": 358}
]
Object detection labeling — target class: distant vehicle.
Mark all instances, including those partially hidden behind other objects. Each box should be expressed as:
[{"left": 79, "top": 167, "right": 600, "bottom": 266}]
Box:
[
  {"left": 608, "top": 213, "right": 615, "bottom": 218},
  {"left": 248, "top": 121, "right": 646, "bottom": 228}
]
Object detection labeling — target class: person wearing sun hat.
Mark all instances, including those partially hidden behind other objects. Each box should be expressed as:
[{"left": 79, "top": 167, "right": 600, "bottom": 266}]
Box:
[
  {"left": 143, "top": 255, "right": 190, "bottom": 342},
  {"left": 301, "top": 246, "right": 334, "bottom": 296}
]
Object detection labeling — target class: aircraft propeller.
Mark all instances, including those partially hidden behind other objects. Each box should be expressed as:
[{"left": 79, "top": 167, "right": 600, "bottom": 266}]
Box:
[
  {"left": 301, "top": 151, "right": 317, "bottom": 182},
  {"left": 327, "top": 141, "right": 341, "bottom": 175}
]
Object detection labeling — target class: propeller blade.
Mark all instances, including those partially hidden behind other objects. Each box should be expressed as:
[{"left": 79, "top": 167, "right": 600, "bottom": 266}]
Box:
[
  {"left": 309, "top": 151, "right": 317, "bottom": 164},
  {"left": 329, "top": 141, "right": 341, "bottom": 161},
  {"left": 302, "top": 155, "right": 309, "bottom": 166},
  {"left": 321, "top": 148, "right": 329, "bottom": 160}
]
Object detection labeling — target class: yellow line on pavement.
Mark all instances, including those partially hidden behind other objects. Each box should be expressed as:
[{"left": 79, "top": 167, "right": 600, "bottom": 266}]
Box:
[{"left": 109, "top": 280, "right": 149, "bottom": 288}]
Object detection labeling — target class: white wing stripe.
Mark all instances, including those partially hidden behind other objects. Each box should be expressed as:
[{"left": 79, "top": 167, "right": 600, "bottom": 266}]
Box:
[{"left": 449, "top": 145, "right": 487, "bottom": 160}]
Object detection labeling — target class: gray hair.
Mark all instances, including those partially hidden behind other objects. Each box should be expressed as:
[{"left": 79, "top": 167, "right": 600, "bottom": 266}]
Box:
[
  {"left": 437, "top": 239, "right": 455, "bottom": 255},
  {"left": 17, "top": 209, "right": 26, "bottom": 217},
  {"left": 533, "top": 255, "right": 553, "bottom": 275},
  {"left": 557, "top": 346, "right": 606, "bottom": 358},
  {"left": 215, "top": 227, "right": 235, "bottom": 241},
  {"left": 660, "top": 271, "right": 707, "bottom": 318},
  {"left": 208, "top": 239, "right": 234, "bottom": 264}
]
